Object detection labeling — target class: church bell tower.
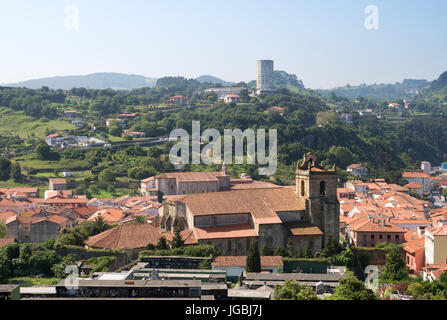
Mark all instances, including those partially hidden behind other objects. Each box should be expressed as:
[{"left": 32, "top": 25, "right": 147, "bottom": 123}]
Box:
[{"left": 295, "top": 153, "right": 340, "bottom": 246}]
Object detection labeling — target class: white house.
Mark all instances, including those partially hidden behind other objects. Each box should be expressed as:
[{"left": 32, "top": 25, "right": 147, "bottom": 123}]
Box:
[{"left": 346, "top": 164, "right": 369, "bottom": 177}]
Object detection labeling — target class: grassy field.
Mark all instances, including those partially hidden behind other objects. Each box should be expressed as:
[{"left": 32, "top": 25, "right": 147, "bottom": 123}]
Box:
[
  {"left": 0, "top": 109, "right": 75, "bottom": 139},
  {"left": 8, "top": 277, "right": 60, "bottom": 287},
  {"left": 89, "top": 187, "right": 134, "bottom": 198},
  {"left": 106, "top": 134, "right": 126, "bottom": 142},
  {"left": 17, "top": 155, "right": 90, "bottom": 171}
]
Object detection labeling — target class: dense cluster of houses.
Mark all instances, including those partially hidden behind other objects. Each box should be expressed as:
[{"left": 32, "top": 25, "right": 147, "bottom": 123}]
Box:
[{"left": 339, "top": 169, "right": 447, "bottom": 281}]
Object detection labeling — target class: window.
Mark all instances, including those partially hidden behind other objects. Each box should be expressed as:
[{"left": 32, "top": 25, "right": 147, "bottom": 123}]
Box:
[
  {"left": 320, "top": 181, "right": 326, "bottom": 196},
  {"left": 395, "top": 235, "right": 399, "bottom": 242},
  {"left": 363, "top": 234, "right": 367, "bottom": 240},
  {"left": 371, "top": 234, "right": 375, "bottom": 240},
  {"left": 387, "top": 234, "right": 391, "bottom": 241},
  {"left": 228, "top": 240, "right": 232, "bottom": 251},
  {"left": 379, "top": 234, "right": 383, "bottom": 240},
  {"left": 301, "top": 181, "right": 305, "bottom": 197}
]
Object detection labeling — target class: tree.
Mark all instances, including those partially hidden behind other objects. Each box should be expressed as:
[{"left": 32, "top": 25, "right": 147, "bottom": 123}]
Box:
[
  {"left": 0, "top": 222, "right": 6, "bottom": 238},
  {"left": 157, "top": 236, "right": 170, "bottom": 250},
  {"left": 10, "top": 161, "right": 22, "bottom": 182},
  {"left": 157, "top": 190, "right": 164, "bottom": 203},
  {"left": 326, "top": 275, "right": 378, "bottom": 300},
  {"left": 260, "top": 244, "right": 273, "bottom": 256},
  {"left": 171, "top": 229, "right": 185, "bottom": 249},
  {"left": 0, "top": 156, "right": 11, "bottom": 181},
  {"left": 0, "top": 252, "right": 12, "bottom": 280},
  {"left": 406, "top": 282, "right": 424, "bottom": 299},
  {"left": 109, "top": 124, "right": 123, "bottom": 137},
  {"left": 322, "top": 236, "right": 343, "bottom": 258},
  {"left": 316, "top": 110, "right": 336, "bottom": 126},
  {"left": 93, "top": 217, "right": 110, "bottom": 235},
  {"left": 134, "top": 215, "right": 147, "bottom": 224},
  {"left": 246, "top": 240, "right": 261, "bottom": 273},
  {"left": 199, "top": 260, "right": 212, "bottom": 270},
  {"left": 274, "top": 246, "right": 288, "bottom": 257},
  {"left": 34, "top": 142, "right": 51, "bottom": 160},
  {"left": 274, "top": 280, "right": 319, "bottom": 300},
  {"left": 381, "top": 246, "right": 409, "bottom": 282},
  {"left": 98, "top": 168, "right": 116, "bottom": 184},
  {"left": 287, "top": 239, "right": 295, "bottom": 257}
]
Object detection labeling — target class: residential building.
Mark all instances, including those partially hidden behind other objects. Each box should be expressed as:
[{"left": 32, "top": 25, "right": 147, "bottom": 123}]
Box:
[
  {"left": 421, "top": 161, "right": 431, "bottom": 174},
  {"left": 203, "top": 87, "right": 246, "bottom": 99},
  {"left": 347, "top": 216, "right": 406, "bottom": 247},
  {"left": 123, "top": 131, "right": 145, "bottom": 138},
  {"left": 404, "top": 182, "right": 424, "bottom": 197},
  {"left": 337, "top": 113, "right": 353, "bottom": 124},
  {"left": 45, "top": 134, "right": 65, "bottom": 146},
  {"left": 402, "top": 171, "right": 431, "bottom": 194},
  {"left": 425, "top": 224, "right": 447, "bottom": 265},
  {"left": 0, "top": 187, "right": 39, "bottom": 198},
  {"left": 168, "top": 95, "right": 189, "bottom": 105},
  {"left": 402, "top": 228, "right": 425, "bottom": 274},
  {"left": 140, "top": 167, "right": 231, "bottom": 196},
  {"left": 266, "top": 106, "right": 285, "bottom": 116},
  {"left": 223, "top": 94, "right": 240, "bottom": 103},
  {"left": 64, "top": 110, "right": 79, "bottom": 118},
  {"left": 346, "top": 164, "right": 369, "bottom": 177},
  {"left": 85, "top": 223, "right": 197, "bottom": 260},
  {"left": 423, "top": 261, "right": 447, "bottom": 282},
  {"left": 49, "top": 178, "right": 67, "bottom": 191},
  {"left": 106, "top": 119, "right": 126, "bottom": 127}
]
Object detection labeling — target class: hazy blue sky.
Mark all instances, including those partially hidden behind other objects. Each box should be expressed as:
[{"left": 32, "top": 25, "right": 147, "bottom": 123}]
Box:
[{"left": 1, "top": 0, "right": 446, "bottom": 89}]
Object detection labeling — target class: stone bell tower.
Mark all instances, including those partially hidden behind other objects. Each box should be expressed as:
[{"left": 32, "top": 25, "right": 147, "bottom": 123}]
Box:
[{"left": 295, "top": 153, "right": 340, "bottom": 245}]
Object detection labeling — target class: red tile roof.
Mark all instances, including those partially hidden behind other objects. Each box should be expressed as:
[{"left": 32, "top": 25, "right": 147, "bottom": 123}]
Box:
[
  {"left": 173, "top": 189, "right": 305, "bottom": 224},
  {"left": 347, "top": 164, "right": 363, "bottom": 169},
  {"left": 404, "top": 182, "right": 424, "bottom": 189},
  {"left": 194, "top": 223, "right": 258, "bottom": 240},
  {"left": 85, "top": 224, "right": 196, "bottom": 250},
  {"left": 284, "top": 222, "right": 324, "bottom": 236},
  {"left": 402, "top": 172, "right": 430, "bottom": 178}
]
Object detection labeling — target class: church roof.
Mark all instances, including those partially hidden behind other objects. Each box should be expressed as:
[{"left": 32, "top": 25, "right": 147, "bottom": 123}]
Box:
[{"left": 171, "top": 188, "right": 305, "bottom": 224}]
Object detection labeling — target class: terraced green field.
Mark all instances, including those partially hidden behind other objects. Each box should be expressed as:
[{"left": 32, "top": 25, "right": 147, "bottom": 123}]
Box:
[{"left": 0, "top": 108, "right": 75, "bottom": 139}]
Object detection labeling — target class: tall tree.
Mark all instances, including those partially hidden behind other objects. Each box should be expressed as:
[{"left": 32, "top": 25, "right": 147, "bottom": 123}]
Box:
[
  {"left": 171, "top": 229, "right": 185, "bottom": 249},
  {"left": 246, "top": 240, "right": 261, "bottom": 273},
  {"left": 381, "top": 246, "right": 409, "bottom": 282},
  {"left": 274, "top": 280, "right": 319, "bottom": 300},
  {"left": 157, "top": 236, "right": 170, "bottom": 250},
  {"left": 93, "top": 217, "right": 110, "bottom": 235},
  {"left": 0, "top": 157, "right": 11, "bottom": 181},
  {"left": 326, "top": 275, "right": 378, "bottom": 300},
  {"left": 10, "top": 161, "right": 22, "bottom": 182}
]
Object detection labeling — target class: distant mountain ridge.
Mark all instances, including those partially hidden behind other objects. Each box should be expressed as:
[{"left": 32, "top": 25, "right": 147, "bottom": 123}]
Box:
[
  {"left": 3, "top": 72, "right": 158, "bottom": 90},
  {"left": 318, "top": 79, "right": 432, "bottom": 101},
  {"left": 195, "top": 75, "right": 233, "bottom": 86}
]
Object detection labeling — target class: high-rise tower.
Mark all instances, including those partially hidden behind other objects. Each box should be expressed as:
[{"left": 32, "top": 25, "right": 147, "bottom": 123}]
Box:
[{"left": 256, "top": 60, "right": 274, "bottom": 94}]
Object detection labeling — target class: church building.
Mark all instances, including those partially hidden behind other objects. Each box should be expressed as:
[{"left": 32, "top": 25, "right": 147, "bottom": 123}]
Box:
[{"left": 157, "top": 153, "right": 340, "bottom": 256}]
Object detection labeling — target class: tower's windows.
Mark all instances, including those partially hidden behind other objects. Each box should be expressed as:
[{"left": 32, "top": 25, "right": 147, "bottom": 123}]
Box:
[
  {"left": 301, "top": 181, "right": 305, "bottom": 197},
  {"left": 320, "top": 181, "right": 326, "bottom": 196}
]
